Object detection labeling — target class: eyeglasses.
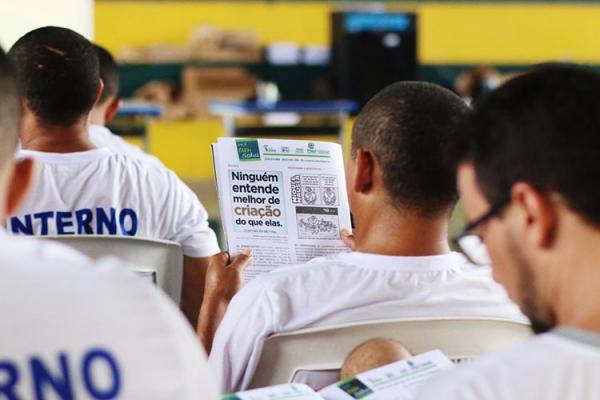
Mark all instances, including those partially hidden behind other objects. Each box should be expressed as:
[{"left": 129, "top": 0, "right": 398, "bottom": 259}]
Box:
[{"left": 452, "top": 196, "right": 511, "bottom": 266}]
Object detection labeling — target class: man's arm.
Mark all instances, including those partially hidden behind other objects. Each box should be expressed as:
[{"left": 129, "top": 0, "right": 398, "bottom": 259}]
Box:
[
  {"left": 197, "top": 251, "right": 252, "bottom": 352},
  {"left": 180, "top": 255, "right": 211, "bottom": 327},
  {"left": 202, "top": 256, "right": 276, "bottom": 393}
]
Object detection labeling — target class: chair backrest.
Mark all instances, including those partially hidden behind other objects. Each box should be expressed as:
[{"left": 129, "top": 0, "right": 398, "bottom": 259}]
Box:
[
  {"left": 43, "top": 235, "right": 183, "bottom": 303},
  {"left": 249, "top": 317, "right": 532, "bottom": 389}
]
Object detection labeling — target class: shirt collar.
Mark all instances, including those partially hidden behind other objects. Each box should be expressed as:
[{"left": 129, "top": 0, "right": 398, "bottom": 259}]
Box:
[
  {"left": 334, "top": 251, "right": 468, "bottom": 272},
  {"left": 552, "top": 326, "right": 600, "bottom": 349},
  {"left": 17, "top": 148, "right": 112, "bottom": 165}
]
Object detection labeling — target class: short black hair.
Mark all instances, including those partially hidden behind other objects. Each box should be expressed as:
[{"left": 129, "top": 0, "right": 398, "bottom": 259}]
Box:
[
  {"left": 8, "top": 26, "right": 99, "bottom": 126},
  {"left": 0, "top": 46, "right": 20, "bottom": 164},
  {"left": 455, "top": 64, "right": 600, "bottom": 226},
  {"left": 352, "top": 81, "right": 471, "bottom": 216},
  {"left": 94, "top": 44, "right": 119, "bottom": 104}
]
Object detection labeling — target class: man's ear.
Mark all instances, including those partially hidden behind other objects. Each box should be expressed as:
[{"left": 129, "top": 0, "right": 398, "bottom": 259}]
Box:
[
  {"left": 94, "top": 78, "right": 105, "bottom": 107},
  {"left": 6, "top": 158, "right": 34, "bottom": 217},
  {"left": 510, "top": 182, "right": 557, "bottom": 248},
  {"left": 104, "top": 97, "right": 121, "bottom": 124},
  {"left": 352, "top": 148, "right": 375, "bottom": 194}
]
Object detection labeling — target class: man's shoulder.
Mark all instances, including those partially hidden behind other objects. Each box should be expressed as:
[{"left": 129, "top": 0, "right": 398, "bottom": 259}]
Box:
[
  {"left": 90, "top": 124, "right": 164, "bottom": 167},
  {"left": 89, "top": 124, "right": 136, "bottom": 153},
  {"left": 416, "top": 334, "right": 569, "bottom": 399},
  {"left": 0, "top": 234, "right": 216, "bottom": 399},
  {"left": 0, "top": 234, "right": 181, "bottom": 324},
  {"left": 101, "top": 150, "right": 172, "bottom": 183},
  {"left": 254, "top": 254, "right": 350, "bottom": 285}
]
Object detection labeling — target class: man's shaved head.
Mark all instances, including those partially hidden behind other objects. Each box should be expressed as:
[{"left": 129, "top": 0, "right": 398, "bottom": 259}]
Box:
[
  {"left": 340, "top": 338, "right": 412, "bottom": 380},
  {"left": 8, "top": 26, "right": 99, "bottom": 126},
  {"left": 0, "top": 46, "right": 21, "bottom": 164},
  {"left": 352, "top": 81, "right": 470, "bottom": 217}
]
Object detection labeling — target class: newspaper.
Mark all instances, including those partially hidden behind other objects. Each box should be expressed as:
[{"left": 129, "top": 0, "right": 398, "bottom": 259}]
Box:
[
  {"left": 224, "top": 351, "right": 452, "bottom": 400},
  {"left": 222, "top": 383, "right": 323, "bottom": 400},
  {"left": 212, "top": 137, "right": 352, "bottom": 280},
  {"left": 318, "top": 350, "right": 453, "bottom": 400}
]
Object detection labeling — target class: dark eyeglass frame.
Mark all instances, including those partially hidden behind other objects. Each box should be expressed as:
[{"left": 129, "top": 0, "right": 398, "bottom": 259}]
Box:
[{"left": 452, "top": 195, "right": 511, "bottom": 265}]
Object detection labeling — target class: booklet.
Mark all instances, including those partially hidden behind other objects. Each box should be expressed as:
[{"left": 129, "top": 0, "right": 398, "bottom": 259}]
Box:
[
  {"left": 318, "top": 350, "right": 453, "bottom": 400},
  {"left": 212, "top": 137, "right": 352, "bottom": 280},
  {"left": 224, "top": 351, "right": 452, "bottom": 400}
]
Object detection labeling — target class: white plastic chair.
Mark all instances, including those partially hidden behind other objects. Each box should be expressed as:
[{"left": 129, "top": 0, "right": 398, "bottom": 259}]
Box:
[
  {"left": 43, "top": 235, "right": 183, "bottom": 304},
  {"left": 249, "top": 317, "right": 532, "bottom": 388}
]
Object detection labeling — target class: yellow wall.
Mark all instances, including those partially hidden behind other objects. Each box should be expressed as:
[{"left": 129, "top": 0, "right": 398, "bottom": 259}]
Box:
[
  {"left": 420, "top": 4, "right": 600, "bottom": 64},
  {"left": 96, "top": 1, "right": 600, "bottom": 180},
  {"left": 96, "top": 1, "right": 600, "bottom": 65},
  {"left": 96, "top": 1, "right": 332, "bottom": 55},
  {"left": 142, "top": 117, "right": 353, "bottom": 181}
]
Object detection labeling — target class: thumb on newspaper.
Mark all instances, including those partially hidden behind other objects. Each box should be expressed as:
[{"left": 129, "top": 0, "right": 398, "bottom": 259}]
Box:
[{"left": 228, "top": 249, "right": 252, "bottom": 272}]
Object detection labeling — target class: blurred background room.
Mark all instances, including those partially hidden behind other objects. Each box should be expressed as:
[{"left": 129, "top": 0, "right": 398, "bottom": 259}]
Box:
[{"left": 5, "top": 0, "right": 600, "bottom": 243}]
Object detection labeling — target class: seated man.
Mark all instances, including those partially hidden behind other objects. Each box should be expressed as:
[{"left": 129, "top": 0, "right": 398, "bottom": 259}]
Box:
[
  {"left": 89, "top": 43, "right": 162, "bottom": 166},
  {"left": 7, "top": 27, "right": 220, "bottom": 326},
  {"left": 0, "top": 44, "right": 219, "bottom": 400},
  {"left": 207, "top": 81, "right": 526, "bottom": 392},
  {"left": 416, "top": 65, "right": 600, "bottom": 399},
  {"left": 340, "top": 338, "right": 412, "bottom": 380}
]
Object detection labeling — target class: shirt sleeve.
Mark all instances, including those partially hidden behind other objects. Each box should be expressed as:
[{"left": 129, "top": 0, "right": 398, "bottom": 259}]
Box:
[
  {"left": 163, "top": 170, "right": 221, "bottom": 257},
  {"left": 208, "top": 278, "right": 276, "bottom": 393}
]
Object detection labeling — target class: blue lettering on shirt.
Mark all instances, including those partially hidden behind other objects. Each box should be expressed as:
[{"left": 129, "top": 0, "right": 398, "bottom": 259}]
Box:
[
  {"left": 31, "top": 353, "right": 73, "bottom": 399},
  {"left": 10, "top": 215, "right": 33, "bottom": 235},
  {"left": 75, "top": 209, "right": 93, "bottom": 234},
  {"left": 0, "top": 348, "right": 121, "bottom": 399},
  {"left": 82, "top": 350, "right": 121, "bottom": 399},
  {"left": 0, "top": 361, "right": 20, "bottom": 399},
  {"left": 33, "top": 211, "right": 54, "bottom": 235},
  {"left": 56, "top": 212, "right": 74, "bottom": 235},
  {"left": 96, "top": 208, "right": 117, "bottom": 235},
  {"left": 8, "top": 208, "right": 139, "bottom": 237},
  {"left": 118, "top": 209, "right": 137, "bottom": 237}
]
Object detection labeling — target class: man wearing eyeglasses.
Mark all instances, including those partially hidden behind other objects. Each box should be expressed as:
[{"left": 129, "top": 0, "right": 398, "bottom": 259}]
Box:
[{"left": 416, "top": 65, "right": 600, "bottom": 399}]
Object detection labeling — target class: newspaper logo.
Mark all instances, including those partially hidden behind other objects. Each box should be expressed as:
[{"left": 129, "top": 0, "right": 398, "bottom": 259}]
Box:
[
  {"left": 236, "top": 139, "right": 261, "bottom": 162},
  {"left": 338, "top": 378, "right": 374, "bottom": 399}
]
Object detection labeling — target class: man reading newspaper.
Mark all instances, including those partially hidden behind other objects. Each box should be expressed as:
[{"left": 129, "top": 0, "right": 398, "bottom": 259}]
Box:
[{"left": 202, "top": 82, "right": 525, "bottom": 392}]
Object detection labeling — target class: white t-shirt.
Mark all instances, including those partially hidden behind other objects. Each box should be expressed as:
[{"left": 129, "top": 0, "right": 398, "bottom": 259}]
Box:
[
  {"left": 415, "top": 327, "right": 600, "bottom": 400},
  {"left": 9, "top": 148, "right": 220, "bottom": 257},
  {"left": 89, "top": 124, "right": 163, "bottom": 167},
  {"left": 208, "top": 251, "right": 525, "bottom": 392},
  {"left": 0, "top": 230, "right": 219, "bottom": 399}
]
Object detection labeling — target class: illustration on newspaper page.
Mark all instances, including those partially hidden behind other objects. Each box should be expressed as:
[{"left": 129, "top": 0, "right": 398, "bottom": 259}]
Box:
[{"left": 212, "top": 137, "right": 352, "bottom": 280}]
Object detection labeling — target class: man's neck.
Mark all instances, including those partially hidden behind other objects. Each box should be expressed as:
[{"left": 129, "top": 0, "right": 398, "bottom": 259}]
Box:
[
  {"left": 21, "top": 117, "right": 96, "bottom": 153},
  {"left": 352, "top": 202, "right": 451, "bottom": 256},
  {"left": 89, "top": 107, "right": 106, "bottom": 126},
  {"left": 552, "top": 219, "right": 600, "bottom": 333}
]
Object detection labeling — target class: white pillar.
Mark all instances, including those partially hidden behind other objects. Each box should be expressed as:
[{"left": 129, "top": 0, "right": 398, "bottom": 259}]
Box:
[{"left": 0, "top": 0, "right": 94, "bottom": 49}]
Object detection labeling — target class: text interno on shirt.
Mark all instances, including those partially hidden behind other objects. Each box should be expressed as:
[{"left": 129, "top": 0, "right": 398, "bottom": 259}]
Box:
[
  {"left": 8, "top": 208, "right": 138, "bottom": 236},
  {"left": 0, "top": 347, "right": 121, "bottom": 399}
]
